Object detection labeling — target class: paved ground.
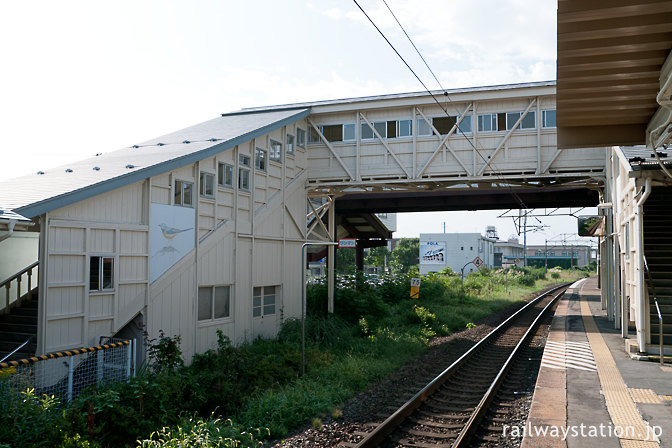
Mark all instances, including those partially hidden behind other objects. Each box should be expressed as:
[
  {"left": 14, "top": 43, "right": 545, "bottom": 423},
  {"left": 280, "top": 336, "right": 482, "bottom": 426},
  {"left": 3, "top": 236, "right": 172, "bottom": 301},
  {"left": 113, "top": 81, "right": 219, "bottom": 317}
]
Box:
[{"left": 522, "top": 277, "right": 672, "bottom": 448}]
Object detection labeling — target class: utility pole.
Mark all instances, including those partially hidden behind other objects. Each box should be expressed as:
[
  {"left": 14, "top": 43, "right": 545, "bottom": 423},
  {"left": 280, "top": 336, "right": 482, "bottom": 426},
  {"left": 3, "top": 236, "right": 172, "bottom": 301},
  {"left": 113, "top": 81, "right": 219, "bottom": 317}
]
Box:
[{"left": 545, "top": 239, "right": 548, "bottom": 268}]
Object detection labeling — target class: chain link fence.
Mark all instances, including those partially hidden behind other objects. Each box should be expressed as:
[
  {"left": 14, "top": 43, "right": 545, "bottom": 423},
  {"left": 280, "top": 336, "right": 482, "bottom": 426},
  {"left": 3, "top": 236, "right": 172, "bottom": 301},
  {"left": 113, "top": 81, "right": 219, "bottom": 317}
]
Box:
[{"left": 0, "top": 338, "right": 135, "bottom": 402}]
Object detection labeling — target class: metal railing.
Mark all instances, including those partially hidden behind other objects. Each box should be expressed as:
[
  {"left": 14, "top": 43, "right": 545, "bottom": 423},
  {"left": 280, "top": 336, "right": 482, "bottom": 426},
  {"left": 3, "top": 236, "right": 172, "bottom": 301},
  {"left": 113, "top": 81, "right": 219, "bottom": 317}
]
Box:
[
  {"left": 643, "top": 255, "right": 665, "bottom": 365},
  {"left": 1, "top": 261, "right": 38, "bottom": 314},
  {"left": 0, "top": 335, "right": 34, "bottom": 363},
  {"left": 0, "top": 339, "right": 135, "bottom": 402}
]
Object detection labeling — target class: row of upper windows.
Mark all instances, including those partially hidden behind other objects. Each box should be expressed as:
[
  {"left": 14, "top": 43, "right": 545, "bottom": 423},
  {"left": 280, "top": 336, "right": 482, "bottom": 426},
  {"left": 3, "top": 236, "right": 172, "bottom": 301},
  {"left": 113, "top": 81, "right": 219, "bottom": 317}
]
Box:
[
  {"left": 308, "top": 110, "right": 556, "bottom": 143},
  {"left": 197, "top": 284, "right": 277, "bottom": 322}
]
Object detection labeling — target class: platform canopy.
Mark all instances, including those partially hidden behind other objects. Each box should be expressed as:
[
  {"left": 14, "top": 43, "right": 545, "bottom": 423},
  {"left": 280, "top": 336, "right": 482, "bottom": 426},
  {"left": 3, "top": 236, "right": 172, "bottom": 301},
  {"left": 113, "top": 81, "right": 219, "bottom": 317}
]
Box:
[{"left": 556, "top": 0, "right": 672, "bottom": 149}]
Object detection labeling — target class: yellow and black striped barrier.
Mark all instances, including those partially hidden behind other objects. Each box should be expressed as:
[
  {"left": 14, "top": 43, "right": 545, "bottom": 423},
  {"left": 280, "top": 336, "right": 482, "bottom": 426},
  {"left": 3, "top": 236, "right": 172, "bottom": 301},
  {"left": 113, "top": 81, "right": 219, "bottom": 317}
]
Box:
[{"left": 0, "top": 340, "right": 130, "bottom": 370}]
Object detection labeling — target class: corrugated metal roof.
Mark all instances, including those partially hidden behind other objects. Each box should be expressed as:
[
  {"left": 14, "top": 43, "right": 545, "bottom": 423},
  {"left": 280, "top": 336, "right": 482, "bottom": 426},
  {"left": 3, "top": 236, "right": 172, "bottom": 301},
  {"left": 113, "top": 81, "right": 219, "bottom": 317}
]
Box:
[
  {"left": 0, "top": 108, "right": 309, "bottom": 218},
  {"left": 620, "top": 145, "right": 672, "bottom": 171},
  {"left": 0, "top": 208, "right": 30, "bottom": 223},
  {"left": 230, "top": 81, "right": 557, "bottom": 114}
]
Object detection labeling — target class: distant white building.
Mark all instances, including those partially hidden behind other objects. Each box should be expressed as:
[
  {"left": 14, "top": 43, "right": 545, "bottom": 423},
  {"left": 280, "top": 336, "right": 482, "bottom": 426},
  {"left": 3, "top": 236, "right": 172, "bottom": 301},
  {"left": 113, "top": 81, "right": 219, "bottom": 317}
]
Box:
[
  {"left": 494, "top": 237, "right": 525, "bottom": 267},
  {"left": 419, "top": 232, "right": 497, "bottom": 276}
]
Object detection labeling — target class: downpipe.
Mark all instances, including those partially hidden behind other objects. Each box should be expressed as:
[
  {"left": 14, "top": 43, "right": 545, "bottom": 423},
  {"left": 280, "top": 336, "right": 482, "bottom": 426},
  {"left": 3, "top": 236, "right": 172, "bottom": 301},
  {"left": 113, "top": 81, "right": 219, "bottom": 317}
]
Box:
[
  {"left": 636, "top": 178, "right": 652, "bottom": 352},
  {"left": 0, "top": 219, "right": 16, "bottom": 243}
]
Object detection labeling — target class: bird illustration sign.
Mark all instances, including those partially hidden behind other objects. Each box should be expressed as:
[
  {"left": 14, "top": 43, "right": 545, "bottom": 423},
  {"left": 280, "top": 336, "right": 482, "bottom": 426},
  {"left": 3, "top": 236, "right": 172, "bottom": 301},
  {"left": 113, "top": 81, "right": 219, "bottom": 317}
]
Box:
[{"left": 149, "top": 203, "right": 195, "bottom": 283}]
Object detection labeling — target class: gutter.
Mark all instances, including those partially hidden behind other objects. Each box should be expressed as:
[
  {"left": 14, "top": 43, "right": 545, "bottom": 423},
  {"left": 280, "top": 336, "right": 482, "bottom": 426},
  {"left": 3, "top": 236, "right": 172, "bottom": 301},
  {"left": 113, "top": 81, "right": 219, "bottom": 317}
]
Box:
[
  {"left": 0, "top": 219, "right": 16, "bottom": 243},
  {"left": 635, "top": 177, "right": 652, "bottom": 352}
]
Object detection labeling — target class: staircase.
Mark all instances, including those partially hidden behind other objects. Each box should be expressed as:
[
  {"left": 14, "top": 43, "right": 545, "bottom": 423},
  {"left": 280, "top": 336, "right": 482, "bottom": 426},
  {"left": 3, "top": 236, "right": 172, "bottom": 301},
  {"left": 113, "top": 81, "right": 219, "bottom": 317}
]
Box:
[
  {"left": 0, "top": 293, "right": 37, "bottom": 361},
  {"left": 643, "top": 187, "right": 672, "bottom": 346}
]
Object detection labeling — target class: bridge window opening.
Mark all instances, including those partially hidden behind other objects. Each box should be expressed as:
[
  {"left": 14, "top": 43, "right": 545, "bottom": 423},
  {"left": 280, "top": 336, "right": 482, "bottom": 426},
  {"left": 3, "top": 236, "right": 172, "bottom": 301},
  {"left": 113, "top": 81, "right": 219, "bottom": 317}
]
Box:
[
  {"left": 198, "top": 285, "right": 231, "bottom": 321},
  {"left": 297, "top": 128, "right": 306, "bottom": 148},
  {"left": 477, "top": 114, "right": 499, "bottom": 132},
  {"left": 417, "top": 118, "right": 433, "bottom": 136},
  {"left": 270, "top": 139, "right": 282, "bottom": 162},
  {"left": 373, "top": 121, "right": 387, "bottom": 138},
  {"left": 239, "top": 154, "right": 250, "bottom": 191},
  {"left": 174, "top": 179, "right": 194, "bottom": 207},
  {"left": 286, "top": 134, "right": 295, "bottom": 154},
  {"left": 542, "top": 110, "right": 556, "bottom": 128},
  {"left": 343, "top": 123, "right": 356, "bottom": 141},
  {"left": 218, "top": 162, "right": 234, "bottom": 188},
  {"left": 433, "top": 116, "right": 457, "bottom": 135},
  {"left": 199, "top": 172, "right": 215, "bottom": 198},
  {"left": 308, "top": 126, "right": 320, "bottom": 144},
  {"left": 253, "top": 286, "right": 276, "bottom": 317},
  {"left": 321, "top": 124, "right": 343, "bottom": 142},
  {"left": 361, "top": 123, "right": 375, "bottom": 140},
  {"left": 387, "top": 120, "right": 397, "bottom": 138},
  {"left": 398, "top": 119, "right": 412, "bottom": 137},
  {"left": 458, "top": 115, "right": 472, "bottom": 134},
  {"left": 90, "top": 256, "right": 114, "bottom": 292},
  {"left": 255, "top": 147, "right": 267, "bottom": 171}
]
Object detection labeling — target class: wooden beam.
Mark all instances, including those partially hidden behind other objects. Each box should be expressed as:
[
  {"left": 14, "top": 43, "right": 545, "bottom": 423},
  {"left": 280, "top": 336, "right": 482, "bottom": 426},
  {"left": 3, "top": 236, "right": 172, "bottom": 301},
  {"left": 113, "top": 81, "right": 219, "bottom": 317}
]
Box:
[{"left": 307, "top": 118, "right": 355, "bottom": 180}]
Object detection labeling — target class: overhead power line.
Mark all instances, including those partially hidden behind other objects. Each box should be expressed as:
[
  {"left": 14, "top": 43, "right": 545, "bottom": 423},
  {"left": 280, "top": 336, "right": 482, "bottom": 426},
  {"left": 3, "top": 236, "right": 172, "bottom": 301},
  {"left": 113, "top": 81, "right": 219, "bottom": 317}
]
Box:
[{"left": 352, "top": 0, "right": 529, "bottom": 210}]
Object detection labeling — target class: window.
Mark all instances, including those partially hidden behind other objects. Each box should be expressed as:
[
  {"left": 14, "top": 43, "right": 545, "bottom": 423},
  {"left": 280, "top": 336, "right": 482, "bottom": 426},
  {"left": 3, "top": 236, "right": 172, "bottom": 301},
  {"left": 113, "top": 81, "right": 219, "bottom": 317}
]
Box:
[
  {"left": 255, "top": 147, "right": 267, "bottom": 171},
  {"left": 308, "top": 126, "right": 320, "bottom": 144},
  {"left": 174, "top": 180, "right": 194, "bottom": 207},
  {"left": 321, "top": 124, "right": 343, "bottom": 142},
  {"left": 433, "top": 116, "right": 457, "bottom": 135},
  {"left": 297, "top": 128, "right": 306, "bottom": 148},
  {"left": 198, "top": 286, "right": 231, "bottom": 321},
  {"left": 373, "top": 121, "right": 387, "bottom": 138},
  {"left": 417, "top": 118, "right": 433, "bottom": 136},
  {"left": 542, "top": 110, "right": 556, "bottom": 128},
  {"left": 343, "top": 124, "right": 356, "bottom": 141},
  {"left": 506, "top": 111, "right": 536, "bottom": 130},
  {"left": 286, "top": 134, "right": 295, "bottom": 154},
  {"left": 253, "top": 286, "right": 276, "bottom": 317},
  {"left": 239, "top": 154, "right": 250, "bottom": 191},
  {"left": 398, "top": 119, "right": 412, "bottom": 137},
  {"left": 458, "top": 115, "right": 472, "bottom": 134},
  {"left": 199, "top": 172, "right": 214, "bottom": 198},
  {"left": 90, "top": 256, "right": 114, "bottom": 292},
  {"left": 625, "top": 222, "right": 630, "bottom": 259},
  {"left": 361, "top": 123, "right": 374, "bottom": 140},
  {"left": 218, "top": 162, "right": 234, "bottom": 187},
  {"left": 477, "top": 114, "right": 500, "bottom": 132},
  {"left": 270, "top": 140, "right": 282, "bottom": 162}
]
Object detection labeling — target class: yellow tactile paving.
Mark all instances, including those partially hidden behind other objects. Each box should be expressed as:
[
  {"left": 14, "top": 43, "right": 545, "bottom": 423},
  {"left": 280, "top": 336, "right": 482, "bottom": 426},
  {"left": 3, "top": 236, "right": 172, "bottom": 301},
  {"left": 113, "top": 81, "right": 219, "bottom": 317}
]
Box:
[
  {"left": 660, "top": 365, "right": 672, "bottom": 373},
  {"left": 659, "top": 395, "right": 672, "bottom": 401},
  {"left": 627, "top": 388, "right": 663, "bottom": 404},
  {"left": 580, "top": 295, "right": 660, "bottom": 446}
]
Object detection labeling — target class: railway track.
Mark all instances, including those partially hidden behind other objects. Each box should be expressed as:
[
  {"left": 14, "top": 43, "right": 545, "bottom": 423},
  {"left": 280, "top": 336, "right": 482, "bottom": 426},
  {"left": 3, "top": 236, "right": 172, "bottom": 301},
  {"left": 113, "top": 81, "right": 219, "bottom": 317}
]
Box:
[{"left": 349, "top": 284, "right": 569, "bottom": 448}]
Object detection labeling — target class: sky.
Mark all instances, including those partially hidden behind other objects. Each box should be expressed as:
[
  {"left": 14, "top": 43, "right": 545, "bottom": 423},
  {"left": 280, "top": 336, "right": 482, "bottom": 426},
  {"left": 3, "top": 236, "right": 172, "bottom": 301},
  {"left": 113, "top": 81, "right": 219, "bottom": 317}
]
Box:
[{"left": 0, "top": 0, "right": 596, "bottom": 246}]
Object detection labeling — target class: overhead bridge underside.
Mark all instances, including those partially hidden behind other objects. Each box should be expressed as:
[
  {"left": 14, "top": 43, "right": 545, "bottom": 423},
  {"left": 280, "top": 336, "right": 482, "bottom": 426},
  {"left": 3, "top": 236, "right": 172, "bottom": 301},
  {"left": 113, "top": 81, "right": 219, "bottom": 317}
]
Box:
[{"left": 334, "top": 186, "right": 600, "bottom": 214}]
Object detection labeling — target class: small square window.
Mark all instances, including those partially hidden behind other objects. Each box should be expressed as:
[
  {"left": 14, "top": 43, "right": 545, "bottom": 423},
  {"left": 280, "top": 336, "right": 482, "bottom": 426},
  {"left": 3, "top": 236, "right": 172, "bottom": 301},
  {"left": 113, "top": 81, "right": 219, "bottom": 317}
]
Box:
[
  {"left": 321, "top": 125, "right": 343, "bottom": 142},
  {"left": 361, "top": 123, "right": 374, "bottom": 140},
  {"left": 253, "top": 285, "right": 276, "bottom": 317},
  {"left": 198, "top": 285, "right": 231, "bottom": 321},
  {"left": 343, "top": 124, "right": 356, "bottom": 141},
  {"left": 286, "top": 134, "right": 295, "bottom": 154},
  {"left": 520, "top": 111, "right": 536, "bottom": 130},
  {"left": 255, "top": 148, "right": 267, "bottom": 171},
  {"left": 90, "top": 256, "right": 114, "bottom": 292},
  {"left": 398, "top": 119, "right": 412, "bottom": 137},
  {"left": 417, "top": 118, "right": 433, "bottom": 136},
  {"left": 386, "top": 120, "right": 396, "bottom": 138},
  {"left": 174, "top": 180, "right": 194, "bottom": 207},
  {"left": 239, "top": 154, "right": 250, "bottom": 167},
  {"left": 542, "top": 110, "right": 556, "bottom": 128},
  {"left": 239, "top": 168, "right": 250, "bottom": 191},
  {"left": 458, "top": 115, "right": 472, "bottom": 134},
  {"left": 433, "top": 116, "right": 456, "bottom": 135},
  {"left": 297, "top": 128, "right": 306, "bottom": 148},
  {"left": 199, "top": 172, "right": 214, "bottom": 197},
  {"left": 270, "top": 140, "right": 282, "bottom": 162},
  {"left": 477, "top": 114, "right": 497, "bottom": 132},
  {"left": 506, "top": 112, "right": 521, "bottom": 130},
  {"left": 308, "top": 126, "right": 320, "bottom": 144},
  {"left": 373, "top": 121, "right": 387, "bottom": 138},
  {"left": 218, "top": 162, "right": 234, "bottom": 187}
]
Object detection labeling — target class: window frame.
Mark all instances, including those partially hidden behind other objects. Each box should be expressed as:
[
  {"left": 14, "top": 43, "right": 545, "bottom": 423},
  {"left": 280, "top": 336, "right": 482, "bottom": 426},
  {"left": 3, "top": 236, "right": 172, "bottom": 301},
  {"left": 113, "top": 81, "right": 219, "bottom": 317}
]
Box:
[
  {"left": 269, "top": 139, "right": 282, "bottom": 163},
  {"left": 197, "top": 285, "right": 232, "bottom": 322},
  {"left": 89, "top": 255, "right": 115, "bottom": 293},
  {"left": 253, "top": 285, "right": 277, "bottom": 318},
  {"left": 542, "top": 109, "right": 556, "bottom": 128},
  {"left": 254, "top": 147, "right": 267, "bottom": 171},
  {"left": 218, "top": 162, "right": 234, "bottom": 188},
  {"left": 174, "top": 179, "right": 194, "bottom": 207},
  {"left": 286, "top": 133, "right": 295, "bottom": 154},
  {"left": 199, "top": 171, "right": 215, "bottom": 198},
  {"left": 296, "top": 128, "right": 306, "bottom": 148},
  {"left": 238, "top": 154, "right": 251, "bottom": 191}
]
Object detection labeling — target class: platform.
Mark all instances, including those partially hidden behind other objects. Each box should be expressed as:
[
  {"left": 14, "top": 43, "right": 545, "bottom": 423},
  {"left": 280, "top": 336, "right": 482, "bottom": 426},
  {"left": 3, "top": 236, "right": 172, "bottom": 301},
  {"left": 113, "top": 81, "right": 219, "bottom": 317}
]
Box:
[{"left": 521, "top": 277, "right": 672, "bottom": 448}]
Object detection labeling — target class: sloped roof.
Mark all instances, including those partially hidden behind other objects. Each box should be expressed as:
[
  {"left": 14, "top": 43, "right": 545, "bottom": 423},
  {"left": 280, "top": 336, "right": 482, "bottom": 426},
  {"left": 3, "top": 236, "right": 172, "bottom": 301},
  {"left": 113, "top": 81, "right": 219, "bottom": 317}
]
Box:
[{"left": 0, "top": 108, "right": 309, "bottom": 218}]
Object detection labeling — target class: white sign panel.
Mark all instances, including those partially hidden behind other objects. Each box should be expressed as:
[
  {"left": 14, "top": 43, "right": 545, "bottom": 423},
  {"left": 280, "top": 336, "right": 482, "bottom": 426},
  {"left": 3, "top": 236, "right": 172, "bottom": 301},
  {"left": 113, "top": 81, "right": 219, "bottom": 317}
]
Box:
[
  {"left": 150, "top": 203, "right": 195, "bottom": 283},
  {"left": 338, "top": 238, "right": 357, "bottom": 248},
  {"left": 420, "top": 241, "right": 446, "bottom": 265},
  {"left": 410, "top": 277, "right": 421, "bottom": 287}
]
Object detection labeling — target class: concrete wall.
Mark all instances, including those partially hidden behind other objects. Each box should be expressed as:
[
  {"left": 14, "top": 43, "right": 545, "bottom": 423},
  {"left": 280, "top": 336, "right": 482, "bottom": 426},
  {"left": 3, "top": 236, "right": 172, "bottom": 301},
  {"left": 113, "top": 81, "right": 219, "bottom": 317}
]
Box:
[{"left": 419, "top": 233, "right": 495, "bottom": 275}]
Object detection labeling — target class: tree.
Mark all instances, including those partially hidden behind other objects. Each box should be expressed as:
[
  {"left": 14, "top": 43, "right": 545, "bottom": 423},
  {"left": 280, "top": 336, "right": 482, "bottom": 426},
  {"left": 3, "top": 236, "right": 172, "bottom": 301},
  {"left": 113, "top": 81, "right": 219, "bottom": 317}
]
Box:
[
  {"left": 336, "top": 247, "right": 356, "bottom": 274},
  {"left": 391, "top": 238, "right": 419, "bottom": 273},
  {"left": 364, "top": 246, "right": 391, "bottom": 270}
]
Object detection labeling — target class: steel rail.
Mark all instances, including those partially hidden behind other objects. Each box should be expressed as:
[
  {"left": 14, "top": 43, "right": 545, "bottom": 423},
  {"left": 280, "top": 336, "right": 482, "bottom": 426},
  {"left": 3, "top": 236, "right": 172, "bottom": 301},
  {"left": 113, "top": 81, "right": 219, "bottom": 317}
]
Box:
[
  {"left": 452, "top": 287, "right": 566, "bottom": 447},
  {"left": 355, "top": 283, "right": 570, "bottom": 448}
]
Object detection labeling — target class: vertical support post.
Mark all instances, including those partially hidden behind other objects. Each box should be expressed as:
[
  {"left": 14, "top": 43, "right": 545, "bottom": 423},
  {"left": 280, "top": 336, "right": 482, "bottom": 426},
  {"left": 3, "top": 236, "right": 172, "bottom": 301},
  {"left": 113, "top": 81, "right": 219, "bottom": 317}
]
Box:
[
  {"left": 327, "top": 198, "right": 336, "bottom": 314},
  {"left": 27, "top": 270, "right": 32, "bottom": 301},
  {"left": 5, "top": 284, "right": 9, "bottom": 311},
  {"left": 97, "top": 349, "right": 104, "bottom": 385},
  {"left": 67, "top": 357, "right": 74, "bottom": 402},
  {"left": 132, "top": 338, "right": 137, "bottom": 377},
  {"left": 16, "top": 276, "right": 21, "bottom": 301},
  {"left": 126, "top": 340, "right": 132, "bottom": 381},
  {"left": 356, "top": 242, "right": 364, "bottom": 272}
]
